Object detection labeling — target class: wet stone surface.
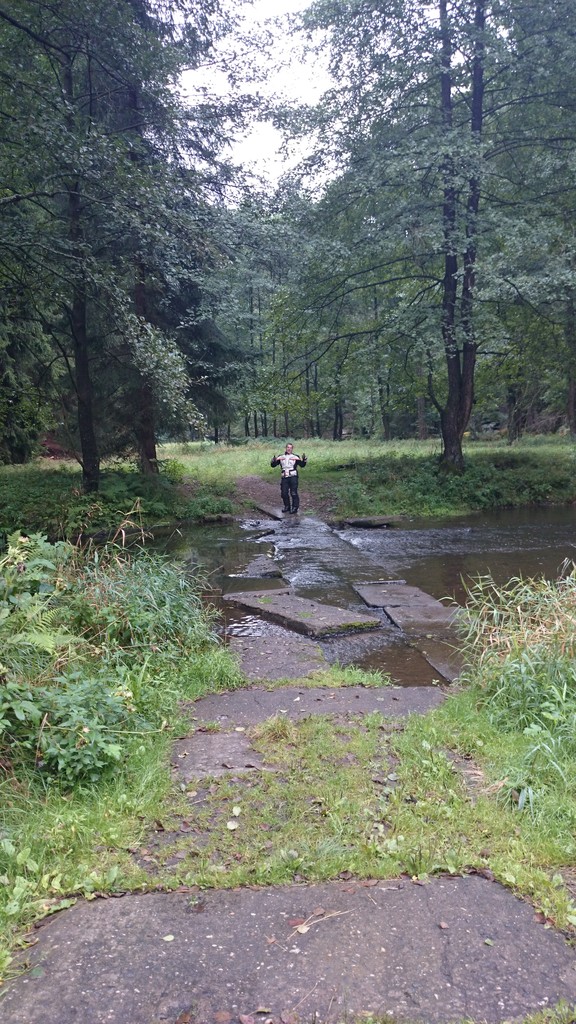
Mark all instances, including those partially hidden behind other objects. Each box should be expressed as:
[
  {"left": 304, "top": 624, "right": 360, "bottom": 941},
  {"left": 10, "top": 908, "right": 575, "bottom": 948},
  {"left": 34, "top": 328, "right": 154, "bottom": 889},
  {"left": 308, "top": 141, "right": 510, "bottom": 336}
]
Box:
[
  {"left": 4, "top": 876, "right": 576, "bottom": 1024},
  {"left": 171, "top": 732, "right": 270, "bottom": 781},
  {"left": 228, "top": 632, "right": 327, "bottom": 681},
  {"left": 223, "top": 591, "right": 381, "bottom": 638},
  {"left": 185, "top": 684, "right": 445, "bottom": 728}
]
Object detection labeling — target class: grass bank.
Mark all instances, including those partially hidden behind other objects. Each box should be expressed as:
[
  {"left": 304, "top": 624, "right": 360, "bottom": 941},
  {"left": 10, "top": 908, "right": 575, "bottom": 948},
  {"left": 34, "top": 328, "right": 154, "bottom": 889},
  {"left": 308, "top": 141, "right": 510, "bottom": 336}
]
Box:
[
  {"left": 1, "top": 435, "right": 575, "bottom": 540},
  {"left": 158, "top": 435, "right": 576, "bottom": 519}
]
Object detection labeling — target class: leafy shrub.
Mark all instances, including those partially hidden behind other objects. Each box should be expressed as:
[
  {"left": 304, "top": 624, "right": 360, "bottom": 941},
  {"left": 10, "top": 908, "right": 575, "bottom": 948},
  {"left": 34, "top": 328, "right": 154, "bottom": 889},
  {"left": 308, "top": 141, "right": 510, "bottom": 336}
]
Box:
[
  {"left": 181, "top": 494, "right": 234, "bottom": 519},
  {"left": 160, "top": 459, "right": 187, "bottom": 483},
  {"left": 0, "top": 535, "right": 237, "bottom": 783},
  {"left": 0, "top": 671, "right": 147, "bottom": 783}
]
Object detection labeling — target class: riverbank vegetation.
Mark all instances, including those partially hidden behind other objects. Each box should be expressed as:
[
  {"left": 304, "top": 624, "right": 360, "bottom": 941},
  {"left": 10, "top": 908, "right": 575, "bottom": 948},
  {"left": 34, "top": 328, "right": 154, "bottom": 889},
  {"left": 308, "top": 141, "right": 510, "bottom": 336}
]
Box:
[
  {"left": 1, "top": 435, "right": 575, "bottom": 540},
  {"left": 0, "top": 532, "right": 243, "bottom": 977}
]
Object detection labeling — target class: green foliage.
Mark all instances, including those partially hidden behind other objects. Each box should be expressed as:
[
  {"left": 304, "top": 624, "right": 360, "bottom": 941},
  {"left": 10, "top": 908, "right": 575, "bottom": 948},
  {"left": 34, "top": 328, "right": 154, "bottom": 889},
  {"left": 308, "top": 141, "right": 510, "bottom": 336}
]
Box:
[
  {"left": 0, "top": 535, "right": 238, "bottom": 784},
  {"left": 181, "top": 493, "right": 234, "bottom": 519},
  {"left": 458, "top": 568, "right": 576, "bottom": 815}
]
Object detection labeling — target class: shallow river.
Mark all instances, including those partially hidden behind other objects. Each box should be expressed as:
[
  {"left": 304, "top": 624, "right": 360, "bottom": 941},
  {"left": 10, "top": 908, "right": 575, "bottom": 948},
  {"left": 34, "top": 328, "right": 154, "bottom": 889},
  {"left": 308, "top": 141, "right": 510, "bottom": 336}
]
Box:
[{"left": 162, "top": 506, "right": 576, "bottom": 684}]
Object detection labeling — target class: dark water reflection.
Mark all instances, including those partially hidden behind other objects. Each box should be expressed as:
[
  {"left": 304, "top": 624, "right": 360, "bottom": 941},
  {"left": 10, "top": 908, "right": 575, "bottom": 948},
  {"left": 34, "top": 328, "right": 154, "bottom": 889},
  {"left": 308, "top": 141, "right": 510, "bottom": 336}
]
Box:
[{"left": 160, "top": 507, "right": 575, "bottom": 684}]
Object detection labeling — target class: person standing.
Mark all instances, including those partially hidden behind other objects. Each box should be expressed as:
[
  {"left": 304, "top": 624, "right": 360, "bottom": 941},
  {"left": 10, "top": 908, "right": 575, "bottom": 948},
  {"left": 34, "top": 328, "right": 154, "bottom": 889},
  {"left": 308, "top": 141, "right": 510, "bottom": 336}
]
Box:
[{"left": 270, "top": 442, "right": 307, "bottom": 513}]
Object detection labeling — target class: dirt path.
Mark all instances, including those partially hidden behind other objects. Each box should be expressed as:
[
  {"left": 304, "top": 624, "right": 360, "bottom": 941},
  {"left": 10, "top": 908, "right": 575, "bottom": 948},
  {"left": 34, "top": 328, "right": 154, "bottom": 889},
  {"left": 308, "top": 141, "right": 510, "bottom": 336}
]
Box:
[{"left": 236, "top": 474, "right": 336, "bottom": 519}]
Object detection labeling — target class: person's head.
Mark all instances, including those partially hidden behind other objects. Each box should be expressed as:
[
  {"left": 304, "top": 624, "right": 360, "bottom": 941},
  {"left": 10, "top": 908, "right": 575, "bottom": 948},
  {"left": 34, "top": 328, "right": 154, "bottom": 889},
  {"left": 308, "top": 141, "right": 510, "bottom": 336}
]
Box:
[{"left": 285, "top": 443, "right": 293, "bottom": 454}]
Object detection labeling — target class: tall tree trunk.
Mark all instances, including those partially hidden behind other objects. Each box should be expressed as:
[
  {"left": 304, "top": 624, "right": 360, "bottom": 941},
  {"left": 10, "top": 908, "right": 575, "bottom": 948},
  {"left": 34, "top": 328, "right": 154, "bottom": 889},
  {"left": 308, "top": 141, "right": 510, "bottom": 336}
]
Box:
[
  {"left": 438, "top": 0, "right": 462, "bottom": 471},
  {"left": 134, "top": 270, "right": 159, "bottom": 475},
  {"left": 566, "top": 295, "right": 576, "bottom": 435},
  {"left": 377, "top": 374, "right": 391, "bottom": 440},
  {"left": 64, "top": 49, "right": 99, "bottom": 493},
  {"left": 437, "top": 0, "right": 485, "bottom": 472},
  {"left": 71, "top": 278, "right": 100, "bottom": 493}
]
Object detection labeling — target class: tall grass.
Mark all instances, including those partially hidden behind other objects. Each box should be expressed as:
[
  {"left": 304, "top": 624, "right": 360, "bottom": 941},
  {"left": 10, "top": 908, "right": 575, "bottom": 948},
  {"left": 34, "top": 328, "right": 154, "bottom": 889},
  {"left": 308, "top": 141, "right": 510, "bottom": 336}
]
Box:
[{"left": 458, "top": 567, "right": 576, "bottom": 808}]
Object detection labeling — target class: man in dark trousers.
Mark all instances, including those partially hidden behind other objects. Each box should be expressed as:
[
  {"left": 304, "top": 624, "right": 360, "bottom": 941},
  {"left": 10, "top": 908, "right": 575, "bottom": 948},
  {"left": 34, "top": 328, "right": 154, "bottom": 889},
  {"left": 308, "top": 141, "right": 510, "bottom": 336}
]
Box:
[{"left": 270, "top": 442, "right": 307, "bottom": 513}]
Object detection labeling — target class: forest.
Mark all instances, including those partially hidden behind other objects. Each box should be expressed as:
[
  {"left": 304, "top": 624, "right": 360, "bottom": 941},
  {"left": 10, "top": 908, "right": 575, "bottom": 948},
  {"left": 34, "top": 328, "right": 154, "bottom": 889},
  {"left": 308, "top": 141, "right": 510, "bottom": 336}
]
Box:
[{"left": 1, "top": 0, "right": 576, "bottom": 488}]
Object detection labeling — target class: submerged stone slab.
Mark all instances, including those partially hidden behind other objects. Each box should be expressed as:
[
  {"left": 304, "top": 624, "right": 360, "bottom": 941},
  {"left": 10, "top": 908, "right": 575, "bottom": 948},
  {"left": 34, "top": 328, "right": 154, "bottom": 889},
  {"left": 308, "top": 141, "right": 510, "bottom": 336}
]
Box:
[
  {"left": 240, "top": 554, "right": 283, "bottom": 577},
  {"left": 4, "top": 876, "right": 576, "bottom": 1024},
  {"left": 355, "top": 583, "right": 438, "bottom": 607},
  {"left": 171, "top": 731, "right": 268, "bottom": 780},
  {"left": 224, "top": 591, "right": 381, "bottom": 637},
  {"left": 354, "top": 582, "right": 458, "bottom": 636},
  {"left": 409, "top": 637, "right": 463, "bottom": 684},
  {"left": 334, "top": 515, "right": 403, "bottom": 528}
]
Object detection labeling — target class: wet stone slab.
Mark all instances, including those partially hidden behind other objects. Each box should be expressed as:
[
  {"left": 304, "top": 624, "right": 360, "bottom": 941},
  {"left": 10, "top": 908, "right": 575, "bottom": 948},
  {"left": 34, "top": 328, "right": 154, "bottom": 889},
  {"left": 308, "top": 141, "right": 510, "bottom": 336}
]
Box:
[
  {"left": 354, "top": 583, "right": 458, "bottom": 636},
  {"left": 185, "top": 684, "right": 445, "bottom": 728},
  {"left": 4, "top": 875, "right": 576, "bottom": 1024},
  {"left": 409, "top": 637, "right": 463, "bottom": 684},
  {"left": 238, "top": 555, "right": 283, "bottom": 578},
  {"left": 171, "top": 732, "right": 269, "bottom": 781},
  {"left": 224, "top": 591, "right": 381, "bottom": 637},
  {"left": 229, "top": 632, "right": 327, "bottom": 681},
  {"left": 331, "top": 515, "right": 404, "bottom": 528}
]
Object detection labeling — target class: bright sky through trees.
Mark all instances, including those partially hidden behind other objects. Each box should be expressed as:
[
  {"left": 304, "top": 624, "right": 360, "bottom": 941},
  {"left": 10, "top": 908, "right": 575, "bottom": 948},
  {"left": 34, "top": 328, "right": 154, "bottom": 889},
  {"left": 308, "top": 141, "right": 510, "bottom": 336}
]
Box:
[{"left": 182, "top": 0, "right": 329, "bottom": 184}]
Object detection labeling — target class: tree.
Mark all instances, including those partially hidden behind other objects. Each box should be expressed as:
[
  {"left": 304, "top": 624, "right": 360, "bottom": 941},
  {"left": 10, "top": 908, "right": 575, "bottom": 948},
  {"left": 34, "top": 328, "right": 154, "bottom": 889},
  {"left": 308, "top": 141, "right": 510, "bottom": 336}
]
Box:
[
  {"left": 268, "top": 0, "right": 576, "bottom": 460},
  {"left": 0, "top": 0, "right": 240, "bottom": 488}
]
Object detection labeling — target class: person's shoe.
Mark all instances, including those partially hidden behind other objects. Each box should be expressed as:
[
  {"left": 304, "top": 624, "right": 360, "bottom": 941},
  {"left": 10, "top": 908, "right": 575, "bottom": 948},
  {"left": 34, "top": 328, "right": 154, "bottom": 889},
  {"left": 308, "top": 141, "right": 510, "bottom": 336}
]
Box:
[
  {"left": 290, "top": 509, "right": 298, "bottom": 514},
  {"left": 282, "top": 507, "right": 291, "bottom": 513}
]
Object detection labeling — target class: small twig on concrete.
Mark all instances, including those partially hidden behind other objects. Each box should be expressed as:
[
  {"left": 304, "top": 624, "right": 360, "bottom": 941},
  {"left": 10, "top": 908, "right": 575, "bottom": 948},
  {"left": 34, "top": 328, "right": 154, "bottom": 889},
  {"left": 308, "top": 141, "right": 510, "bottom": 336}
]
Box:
[
  {"left": 291, "top": 980, "right": 320, "bottom": 1013},
  {"left": 287, "top": 909, "right": 352, "bottom": 940}
]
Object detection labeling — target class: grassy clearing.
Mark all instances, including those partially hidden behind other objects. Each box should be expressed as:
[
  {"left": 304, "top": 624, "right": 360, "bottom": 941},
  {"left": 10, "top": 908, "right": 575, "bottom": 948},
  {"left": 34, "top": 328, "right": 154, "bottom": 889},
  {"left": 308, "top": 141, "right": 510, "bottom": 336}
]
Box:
[
  {"left": 163, "top": 435, "right": 576, "bottom": 518},
  {"left": 2, "top": 435, "right": 575, "bottom": 539}
]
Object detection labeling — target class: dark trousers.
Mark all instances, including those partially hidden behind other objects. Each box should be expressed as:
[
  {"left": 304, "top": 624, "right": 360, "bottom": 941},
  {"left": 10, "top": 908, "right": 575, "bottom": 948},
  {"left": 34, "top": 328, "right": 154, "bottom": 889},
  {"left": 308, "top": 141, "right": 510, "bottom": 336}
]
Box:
[{"left": 280, "top": 475, "right": 299, "bottom": 511}]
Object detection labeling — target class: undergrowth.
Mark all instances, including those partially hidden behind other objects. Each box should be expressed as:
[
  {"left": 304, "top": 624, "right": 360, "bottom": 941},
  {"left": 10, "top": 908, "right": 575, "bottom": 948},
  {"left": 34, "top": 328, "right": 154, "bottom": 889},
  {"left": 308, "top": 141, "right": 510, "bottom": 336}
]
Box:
[{"left": 0, "top": 532, "right": 243, "bottom": 975}]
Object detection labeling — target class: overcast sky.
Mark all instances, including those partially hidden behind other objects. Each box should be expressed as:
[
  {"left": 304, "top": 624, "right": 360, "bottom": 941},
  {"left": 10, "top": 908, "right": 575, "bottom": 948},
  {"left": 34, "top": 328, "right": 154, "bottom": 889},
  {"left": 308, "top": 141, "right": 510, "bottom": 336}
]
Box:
[{"left": 183, "top": 0, "right": 329, "bottom": 184}]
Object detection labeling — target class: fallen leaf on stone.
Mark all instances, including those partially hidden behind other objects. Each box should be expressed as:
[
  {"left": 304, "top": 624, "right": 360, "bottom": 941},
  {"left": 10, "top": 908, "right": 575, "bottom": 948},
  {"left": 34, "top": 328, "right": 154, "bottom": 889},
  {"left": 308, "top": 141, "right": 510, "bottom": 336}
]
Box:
[
  {"left": 484, "top": 938, "right": 494, "bottom": 946},
  {"left": 162, "top": 934, "right": 175, "bottom": 942},
  {"left": 296, "top": 924, "right": 310, "bottom": 934},
  {"left": 227, "top": 821, "right": 239, "bottom": 830},
  {"left": 281, "top": 1012, "right": 298, "bottom": 1024},
  {"left": 439, "top": 921, "right": 449, "bottom": 930},
  {"left": 213, "top": 1012, "right": 232, "bottom": 1023},
  {"left": 288, "top": 918, "right": 305, "bottom": 927},
  {"left": 239, "top": 1015, "right": 255, "bottom": 1024},
  {"left": 175, "top": 1013, "right": 191, "bottom": 1024},
  {"left": 235, "top": 727, "right": 246, "bottom": 732},
  {"left": 232, "top": 806, "right": 241, "bottom": 816}
]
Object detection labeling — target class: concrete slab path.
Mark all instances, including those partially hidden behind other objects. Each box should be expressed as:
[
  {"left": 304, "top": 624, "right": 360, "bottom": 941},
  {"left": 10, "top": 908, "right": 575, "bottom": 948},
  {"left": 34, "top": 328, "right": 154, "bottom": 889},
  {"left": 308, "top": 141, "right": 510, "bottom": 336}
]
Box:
[{"left": 3, "top": 876, "right": 576, "bottom": 1024}]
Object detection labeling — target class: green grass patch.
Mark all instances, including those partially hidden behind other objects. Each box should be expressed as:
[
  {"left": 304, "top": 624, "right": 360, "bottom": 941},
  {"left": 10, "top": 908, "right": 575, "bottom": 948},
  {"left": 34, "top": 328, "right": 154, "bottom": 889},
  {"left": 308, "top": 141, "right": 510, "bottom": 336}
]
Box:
[
  {"left": 160, "top": 436, "right": 576, "bottom": 519},
  {"left": 2, "top": 435, "right": 575, "bottom": 537},
  {"left": 123, "top": 695, "right": 576, "bottom": 930}
]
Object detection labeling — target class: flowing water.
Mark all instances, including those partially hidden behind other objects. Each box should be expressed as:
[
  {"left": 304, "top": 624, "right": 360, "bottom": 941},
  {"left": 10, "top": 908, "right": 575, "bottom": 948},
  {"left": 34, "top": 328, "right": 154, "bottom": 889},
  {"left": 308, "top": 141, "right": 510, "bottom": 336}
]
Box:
[{"left": 162, "top": 506, "right": 576, "bottom": 684}]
